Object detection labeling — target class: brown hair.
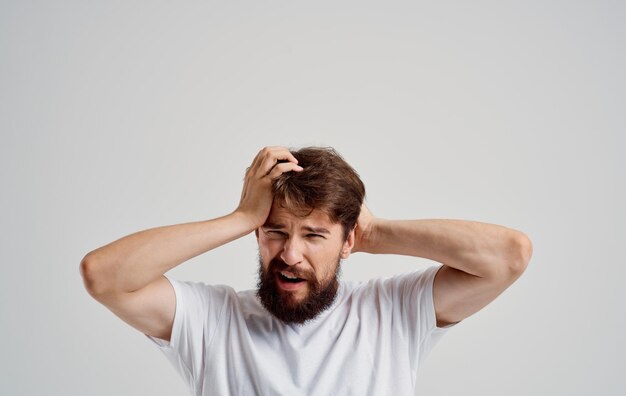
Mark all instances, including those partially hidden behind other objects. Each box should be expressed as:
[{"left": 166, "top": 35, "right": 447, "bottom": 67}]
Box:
[{"left": 272, "top": 147, "right": 365, "bottom": 240}]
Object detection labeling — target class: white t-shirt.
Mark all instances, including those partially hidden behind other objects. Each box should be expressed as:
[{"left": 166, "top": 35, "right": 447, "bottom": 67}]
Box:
[{"left": 149, "top": 264, "right": 454, "bottom": 395}]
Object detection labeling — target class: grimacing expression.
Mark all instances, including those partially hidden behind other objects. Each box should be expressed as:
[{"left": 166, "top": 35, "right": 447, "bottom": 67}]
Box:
[
  {"left": 256, "top": 255, "right": 341, "bottom": 324},
  {"left": 255, "top": 203, "right": 354, "bottom": 324}
]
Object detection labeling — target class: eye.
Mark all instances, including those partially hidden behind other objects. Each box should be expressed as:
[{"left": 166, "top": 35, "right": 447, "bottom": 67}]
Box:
[
  {"left": 264, "top": 230, "right": 285, "bottom": 237},
  {"left": 306, "top": 234, "right": 325, "bottom": 239}
]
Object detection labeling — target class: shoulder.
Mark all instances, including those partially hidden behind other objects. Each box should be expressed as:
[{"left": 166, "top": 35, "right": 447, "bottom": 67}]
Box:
[
  {"left": 167, "top": 276, "right": 233, "bottom": 295},
  {"left": 340, "top": 266, "right": 443, "bottom": 324},
  {"left": 344, "top": 265, "right": 442, "bottom": 298},
  {"left": 165, "top": 276, "right": 240, "bottom": 311},
  {"left": 336, "top": 266, "right": 445, "bottom": 335}
]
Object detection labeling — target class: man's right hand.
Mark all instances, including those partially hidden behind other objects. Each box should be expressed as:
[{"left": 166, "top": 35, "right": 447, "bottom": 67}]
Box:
[{"left": 235, "top": 146, "right": 303, "bottom": 229}]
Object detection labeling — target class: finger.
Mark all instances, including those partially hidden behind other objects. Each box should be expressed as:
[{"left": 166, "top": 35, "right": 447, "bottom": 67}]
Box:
[
  {"left": 246, "top": 147, "right": 280, "bottom": 176},
  {"left": 263, "top": 146, "right": 298, "bottom": 165},
  {"left": 256, "top": 148, "right": 299, "bottom": 176},
  {"left": 248, "top": 145, "right": 286, "bottom": 172},
  {"left": 360, "top": 203, "right": 372, "bottom": 216},
  {"left": 265, "top": 161, "right": 303, "bottom": 179},
  {"left": 246, "top": 148, "right": 266, "bottom": 175},
  {"left": 260, "top": 145, "right": 296, "bottom": 158}
]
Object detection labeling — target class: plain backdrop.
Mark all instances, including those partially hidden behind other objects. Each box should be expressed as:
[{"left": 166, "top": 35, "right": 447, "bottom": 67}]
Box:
[{"left": 1, "top": 1, "right": 624, "bottom": 395}]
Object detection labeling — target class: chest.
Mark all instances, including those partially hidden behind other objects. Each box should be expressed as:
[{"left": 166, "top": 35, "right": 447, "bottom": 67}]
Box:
[{"left": 201, "top": 304, "right": 415, "bottom": 395}]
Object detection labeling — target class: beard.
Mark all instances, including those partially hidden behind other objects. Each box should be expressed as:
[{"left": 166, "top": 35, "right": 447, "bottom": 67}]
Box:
[{"left": 256, "top": 254, "right": 342, "bottom": 325}]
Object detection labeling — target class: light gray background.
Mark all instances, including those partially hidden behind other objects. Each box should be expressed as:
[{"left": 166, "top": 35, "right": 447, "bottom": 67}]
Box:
[{"left": 1, "top": 1, "right": 624, "bottom": 395}]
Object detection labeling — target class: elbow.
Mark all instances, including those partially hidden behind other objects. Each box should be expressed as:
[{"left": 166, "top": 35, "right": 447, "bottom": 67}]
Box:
[
  {"left": 79, "top": 253, "right": 114, "bottom": 300},
  {"left": 508, "top": 231, "right": 533, "bottom": 276},
  {"left": 481, "top": 231, "right": 533, "bottom": 281}
]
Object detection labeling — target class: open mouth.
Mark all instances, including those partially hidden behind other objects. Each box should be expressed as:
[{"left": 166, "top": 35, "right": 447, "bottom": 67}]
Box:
[{"left": 278, "top": 271, "right": 306, "bottom": 284}]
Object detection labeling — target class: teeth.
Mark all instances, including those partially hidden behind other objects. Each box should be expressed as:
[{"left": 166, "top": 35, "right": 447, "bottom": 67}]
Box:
[{"left": 280, "top": 271, "right": 299, "bottom": 280}]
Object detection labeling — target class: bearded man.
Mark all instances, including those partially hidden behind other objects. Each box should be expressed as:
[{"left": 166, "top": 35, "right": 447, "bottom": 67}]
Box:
[{"left": 80, "top": 146, "right": 532, "bottom": 395}]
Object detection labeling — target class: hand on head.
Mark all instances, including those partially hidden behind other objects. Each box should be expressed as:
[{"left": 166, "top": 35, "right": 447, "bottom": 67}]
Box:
[
  {"left": 236, "top": 146, "right": 303, "bottom": 229},
  {"left": 352, "top": 204, "right": 376, "bottom": 253}
]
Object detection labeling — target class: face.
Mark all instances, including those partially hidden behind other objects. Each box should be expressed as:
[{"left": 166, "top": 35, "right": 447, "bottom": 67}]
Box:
[{"left": 255, "top": 202, "right": 354, "bottom": 324}]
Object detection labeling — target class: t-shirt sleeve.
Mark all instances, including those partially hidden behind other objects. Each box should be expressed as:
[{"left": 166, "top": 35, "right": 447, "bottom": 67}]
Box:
[
  {"left": 145, "top": 275, "right": 231, "bottom": 391},
  {"left": 383, "top": 264, "right": 457, "bottom": 366}
]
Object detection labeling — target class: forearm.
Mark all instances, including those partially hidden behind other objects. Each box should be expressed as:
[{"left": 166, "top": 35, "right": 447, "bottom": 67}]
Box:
[
  {"left": 361, "top": 218, "right": 532, "bottom": 277},
  {"left": 81, "top": 211, "right": 255, "bottom": 296}
]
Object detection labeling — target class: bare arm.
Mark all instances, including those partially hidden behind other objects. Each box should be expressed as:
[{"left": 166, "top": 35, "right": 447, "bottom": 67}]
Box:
[
  {"left": 81, "top": 214, "right": 256, "bottom": 295},
  {"left": 353, "top": 205, "right": 533, "bottom": 327},
  {"left": 80, "top": 146, "right": 302, "bottom": 340}
]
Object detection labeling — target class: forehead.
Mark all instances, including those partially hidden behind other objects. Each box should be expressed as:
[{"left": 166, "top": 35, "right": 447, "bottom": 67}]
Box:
[{"left": 264, "top": 203, "right": 339, "bottom": 231}]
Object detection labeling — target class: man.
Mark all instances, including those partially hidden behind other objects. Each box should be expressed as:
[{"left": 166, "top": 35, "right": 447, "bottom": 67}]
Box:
[{"left": 81, "top": 146, "right": 532, "bottom": 395}]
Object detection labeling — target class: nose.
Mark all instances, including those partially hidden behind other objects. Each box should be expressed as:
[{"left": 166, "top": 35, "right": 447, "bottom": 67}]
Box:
[{"left": 280, "top": 236, "right": 304, "bottom": 266}]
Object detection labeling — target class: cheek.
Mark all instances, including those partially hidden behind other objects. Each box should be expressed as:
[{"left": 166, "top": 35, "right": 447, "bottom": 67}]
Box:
[
  {"left": 313, "top": 252, "right": 341, "bottom": 281},
  {"left": 259, "top": 237, "right": 282, "bottom": 256}
]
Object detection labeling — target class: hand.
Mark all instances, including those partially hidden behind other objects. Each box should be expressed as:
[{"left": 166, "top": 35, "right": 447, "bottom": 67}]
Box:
[
  {"left": 235, "top": 146, "right": 303, "bottom": 229},
  {"left": 352, "top": 204, "right": 377, "bottom": 253}
]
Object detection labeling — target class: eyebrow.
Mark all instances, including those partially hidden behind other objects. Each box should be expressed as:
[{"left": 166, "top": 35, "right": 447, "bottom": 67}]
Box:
[
  {"left": 262, "top": 222, "right": 286, "bottom": 230},
  {"left": 262, "top": 223, "right": 331, "bottom": 235},
  {"left": 302, "top": 226, "right": 331, "bottom": 235}
]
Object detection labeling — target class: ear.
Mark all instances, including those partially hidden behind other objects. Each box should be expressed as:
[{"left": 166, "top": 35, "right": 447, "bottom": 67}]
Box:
[{"left": 340, "top": 227, "right": 356, "bottom": 259}]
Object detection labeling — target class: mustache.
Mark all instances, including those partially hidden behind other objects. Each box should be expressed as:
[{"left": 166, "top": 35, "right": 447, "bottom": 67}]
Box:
[{"left": 268, "top": 257, "right": 315, "bottom": 281}]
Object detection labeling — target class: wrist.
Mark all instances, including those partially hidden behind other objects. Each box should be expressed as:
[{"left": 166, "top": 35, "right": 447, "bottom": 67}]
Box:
[
  {"left": 358, "top": 218, "right": 383, "bottom": 254},
  {"left": 230, "top": 209, "right": 265, "bottom": 233}
]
